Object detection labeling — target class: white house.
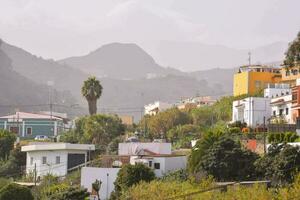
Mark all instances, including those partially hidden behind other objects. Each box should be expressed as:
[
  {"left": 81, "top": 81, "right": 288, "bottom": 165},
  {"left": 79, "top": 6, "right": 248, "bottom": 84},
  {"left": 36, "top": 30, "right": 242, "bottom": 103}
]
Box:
[
  {"left": 270, "top": 94, "right": 293, "bottom": 124},
  {"left": 81, "top": 167, "right": 120, "bottom": 200},
  {"left": 118, "top": 142, "right": 172, "bottom": 156},
  {"left": 21, "top": 143, "right": 95, "bottom": 177},
  {"left": 144, "top": 101, "right": 173, "bottom": 116},
  {"left": 130, "top": 155, "right": 187, "bottom": 177},
  {"left": 232, "top": 97, "right": 271, "bottom": 128},
  {"left": 264, "top": 83, "right": 291, "bottom": 98}
]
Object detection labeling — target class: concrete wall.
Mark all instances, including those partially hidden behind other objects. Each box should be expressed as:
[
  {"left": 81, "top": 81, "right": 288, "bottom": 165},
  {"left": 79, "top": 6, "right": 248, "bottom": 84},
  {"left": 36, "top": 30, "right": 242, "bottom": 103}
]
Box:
[
  {"left": 26, "top": 149, "right": 87, "bottom": 177},
  {"left": 232, "top": 97, "right": 271, "bottom": 127},
  {"left": 81, "top": 167, "right": 120, "bottom": 200}
]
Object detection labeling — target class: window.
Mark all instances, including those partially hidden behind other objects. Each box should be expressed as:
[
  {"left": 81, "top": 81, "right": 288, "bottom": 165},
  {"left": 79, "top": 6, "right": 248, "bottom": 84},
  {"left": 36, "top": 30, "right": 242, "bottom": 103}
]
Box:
[
  {"left": 255, "top": 81, "right": 261, "bottom": 88},
  {"left": 279, "top": 109, "right": 284, "bottom": 116},
  {"left": 154, "top": 163, "right": 160, "bottom": 169},
  {"left": 26, "top": 127, "right": 32, "bottom": 135},
  {"left": 9, "top": 126, "right": 19, "bottom": 134},
  {"left": 30, "top": 157, "right": 33, "bottom": 165},
  {"left": 56, "top": 156, "right": 60, "bottom": 164},
  {"left": 286, "top": 108, "right": 289, "bottom": 115},
  {"left": 148, "top": 161, "right": 152, "bottom": 168},
  {"left": 286, "top": 70, "right": 290, "bottom": 76},
  {"left": 273, "top": 111, "right": 276, "bottom": 116},
  {"left": 42, "top": 156, "right": 47, "bottom": 165}
]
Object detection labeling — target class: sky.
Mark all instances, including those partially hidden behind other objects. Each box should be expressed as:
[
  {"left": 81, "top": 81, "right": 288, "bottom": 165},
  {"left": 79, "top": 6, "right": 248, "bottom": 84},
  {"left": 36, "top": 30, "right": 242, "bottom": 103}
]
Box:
[{"left": 0, "top": 0, "right": 299, "bottom": 69}]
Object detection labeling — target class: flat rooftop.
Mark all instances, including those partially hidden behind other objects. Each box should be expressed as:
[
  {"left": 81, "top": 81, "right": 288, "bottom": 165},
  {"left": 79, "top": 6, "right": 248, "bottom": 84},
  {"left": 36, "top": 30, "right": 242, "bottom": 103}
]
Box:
[{"left": 21, "top": 143, "right": 95, "bottom": 152}]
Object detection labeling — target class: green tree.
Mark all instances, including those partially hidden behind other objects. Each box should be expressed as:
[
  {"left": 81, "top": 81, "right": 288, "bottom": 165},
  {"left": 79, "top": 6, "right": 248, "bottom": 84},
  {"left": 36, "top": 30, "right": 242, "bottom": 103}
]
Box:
[
  {"left": 0, "top": 183, "right": 34, "bottom": 200},
  {"left": 200, "top": 136, "right": 259, "bottom": 181},
  {"left": 0, "top": 129, "right": 16, "bottom": 160},
  {"left": 0, "top": 144, "right": 26, "bottom": 178},
  {"left": 255, "top": 144, "right": 300, "bottom": 185},
  {"left": 188, "top": 131, "right": 220, "bottom": 173},
  {"left": 284, "top": 31, "right": 300, "bottom": 66},
  {"left": 81, "top": 76, "right": 103, "bottom": 115},
  {"left": 60, "top": 114, "right": 124, "bottom": 150},
  {"left": 113, "top": 163, "right": 155, "bottom": 198},
  {"left": 140, "top": 108, "right": 190, "bottom": 139}
]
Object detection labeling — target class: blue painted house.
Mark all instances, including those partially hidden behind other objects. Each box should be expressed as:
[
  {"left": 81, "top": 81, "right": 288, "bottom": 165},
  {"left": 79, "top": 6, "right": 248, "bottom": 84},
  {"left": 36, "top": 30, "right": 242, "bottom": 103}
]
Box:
[{"left": 0, "top": 112, "right": 65, "bottom": 139}]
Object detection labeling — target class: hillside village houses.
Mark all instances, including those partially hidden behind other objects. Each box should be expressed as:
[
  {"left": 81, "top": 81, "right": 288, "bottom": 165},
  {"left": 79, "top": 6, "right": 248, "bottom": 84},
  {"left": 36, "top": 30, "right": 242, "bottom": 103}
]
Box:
[
  {"left": 232, "top": 64, "right": 300, "bottom": 130},
  {"left": 81, "top": 141, "right": 187, "bottom": 199},
  {"left": 0, "top": 111, "right": 67, "bottom": 139}
]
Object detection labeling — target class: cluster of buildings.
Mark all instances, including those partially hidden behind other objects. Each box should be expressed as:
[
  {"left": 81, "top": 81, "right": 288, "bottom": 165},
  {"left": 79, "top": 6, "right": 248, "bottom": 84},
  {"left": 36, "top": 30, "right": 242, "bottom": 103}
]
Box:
[
  {"left": 21, "top": 141, "right": 187, "bottom": 199},
  {"left": 232, "top": 64, "right": 300, "bottom": 131},
  {"left": 144, "top": 96, "right": 216, "bottom": 116}
]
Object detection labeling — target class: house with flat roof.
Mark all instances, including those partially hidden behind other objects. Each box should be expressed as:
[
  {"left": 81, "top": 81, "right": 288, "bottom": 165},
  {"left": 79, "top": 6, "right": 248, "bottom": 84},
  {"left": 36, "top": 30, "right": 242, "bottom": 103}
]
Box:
[
  {"left": 21, "top": 143, "right": 95, "bottom": 177},
  {"left": 0, "top": 112, "right": 65, "bottom": 139}
]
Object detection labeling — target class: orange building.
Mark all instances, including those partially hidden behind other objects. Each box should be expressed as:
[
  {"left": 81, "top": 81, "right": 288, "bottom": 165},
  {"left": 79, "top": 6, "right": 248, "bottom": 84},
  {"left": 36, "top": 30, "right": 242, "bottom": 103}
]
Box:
[
  {"left": 292, "top": 85, "right": 300, "bottom": 122},
  {"left": 281, "top": 65, "right": 300, "bottom": 86},
  {"left": 233, "top": 65, "right": 282, "bottom": 97}
]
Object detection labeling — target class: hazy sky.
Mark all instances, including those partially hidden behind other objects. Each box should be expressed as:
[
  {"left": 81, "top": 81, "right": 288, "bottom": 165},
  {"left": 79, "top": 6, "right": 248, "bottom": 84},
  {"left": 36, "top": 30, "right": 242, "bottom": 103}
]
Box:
[{"left": 0, "top": 0, "right": 299, "bottom": 62}]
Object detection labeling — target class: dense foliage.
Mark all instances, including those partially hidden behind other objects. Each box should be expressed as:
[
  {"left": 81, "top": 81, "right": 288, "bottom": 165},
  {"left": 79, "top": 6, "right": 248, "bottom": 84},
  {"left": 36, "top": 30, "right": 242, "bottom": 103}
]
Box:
[
  {"left": 112, "top": 163, "right": 155, "bottom": 199},
  {"left": 0, "top": 129, "right": 16, "bottom": 161},
  {"left": 60, "top": 114, "right": 125, "bottom": 151},
  {"left": 0, "top": 183, "right": 34, "bottom": 200},
  {"left": 268, "top": 132, "right": 298, "bottom": 143},
  {"left": 200, "top": 136, "right": 259, "bottom": 181},
  {"left": 255, "top": 144, "right": 300, "bottom": 185},
  {"left": 284, "top": 31, "right": 300, "bottom": 66},
  {"left": 0, "top": 144, "right": 26, "bottom": 178}
]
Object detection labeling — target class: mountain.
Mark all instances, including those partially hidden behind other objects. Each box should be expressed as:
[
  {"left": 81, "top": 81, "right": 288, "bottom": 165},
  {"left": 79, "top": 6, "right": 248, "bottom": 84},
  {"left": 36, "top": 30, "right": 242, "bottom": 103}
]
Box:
[
  {"left": 0, "top": 41, "right": 89, "bottom": 100},
  {"left": 150, "top": 41, "right": 288, "bottom": 71},
  {"left": 59, "top": 43, "right": 183, "bottom": 79},
  {"left": 189, "top": 68, "right": 236, "bottom": 95},
  {"left": 0, "top": 40, "right": 75, "bottom": 115},
  {"left": 1, "top": 40, "right": 235, "bottom": 120}
]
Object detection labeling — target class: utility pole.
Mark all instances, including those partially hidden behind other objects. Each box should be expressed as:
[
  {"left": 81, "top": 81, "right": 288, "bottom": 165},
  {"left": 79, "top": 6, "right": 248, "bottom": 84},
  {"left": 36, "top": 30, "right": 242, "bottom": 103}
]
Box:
[
  {"left": 263, "top": 116, "right": 266, "bottom": 154},
  {"left": 34, "top": 163, "right": 37, "bottom": 186},
  {"left": 248, "top": 52, "right": 252, "bottom": 66}
]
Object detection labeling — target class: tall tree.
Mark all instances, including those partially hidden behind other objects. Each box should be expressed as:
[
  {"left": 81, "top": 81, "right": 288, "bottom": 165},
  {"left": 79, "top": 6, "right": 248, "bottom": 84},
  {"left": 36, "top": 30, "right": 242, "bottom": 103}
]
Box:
[
  {"left": 284, "top": 31, "right": 300, "bottom": 66},
  {"left": 81, "top": 76, "right": 103, "bottom": 115}
]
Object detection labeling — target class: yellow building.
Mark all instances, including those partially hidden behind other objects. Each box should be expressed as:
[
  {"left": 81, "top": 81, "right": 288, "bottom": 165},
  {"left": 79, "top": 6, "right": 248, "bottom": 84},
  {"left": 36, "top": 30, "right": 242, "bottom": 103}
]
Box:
[
  {"left": 280, "top": 65, "right": 300, "bottom": 86},
  {"left": 233, "top": 65, "right": 282, "bottom": 97}
]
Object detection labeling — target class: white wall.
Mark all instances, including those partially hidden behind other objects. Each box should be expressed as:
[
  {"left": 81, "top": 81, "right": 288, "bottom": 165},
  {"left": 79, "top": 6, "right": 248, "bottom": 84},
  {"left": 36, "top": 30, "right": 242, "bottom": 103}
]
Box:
[
  {"left": 144, "top": 101, "right": 173, "bottom": 115},
  {"left": 118, "top": 143, "right": 172, "bottom": 156},
  {"left": 26, "top": 150, "right": 68, "bottom": 177},
  {"left": 26, "top": 150, "right": 87, "bottom": 177},
  {"left": 270, "top": 94, "right": 293, "bottom": 123},
  {"left": 130, "top": 156, "right": 187, "bottom": 178},
  {"left": 232, "top": 97, "right": 271, "bottom": 127},
  {"left": 81, "top": 167, "right": 120, "bottom": 200}
]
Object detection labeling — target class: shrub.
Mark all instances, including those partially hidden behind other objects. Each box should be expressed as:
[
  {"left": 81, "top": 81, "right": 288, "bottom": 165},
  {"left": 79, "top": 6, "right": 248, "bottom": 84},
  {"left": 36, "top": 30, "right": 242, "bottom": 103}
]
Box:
[{"left": 0, "top": 183, "right": 34, "bottom": 200}]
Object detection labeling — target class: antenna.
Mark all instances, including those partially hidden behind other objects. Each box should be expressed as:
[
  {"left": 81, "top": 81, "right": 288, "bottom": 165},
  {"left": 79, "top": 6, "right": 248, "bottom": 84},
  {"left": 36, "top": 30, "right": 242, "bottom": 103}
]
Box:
[{"left": 248, "top": 52, "right": 252, "bottom": 66}]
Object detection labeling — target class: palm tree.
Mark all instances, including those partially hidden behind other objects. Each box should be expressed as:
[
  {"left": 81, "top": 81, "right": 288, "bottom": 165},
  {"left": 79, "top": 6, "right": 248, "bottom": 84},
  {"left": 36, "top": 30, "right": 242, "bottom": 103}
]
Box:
[{"left": 81, "top": 76, "right": 103, "bottom": 115}]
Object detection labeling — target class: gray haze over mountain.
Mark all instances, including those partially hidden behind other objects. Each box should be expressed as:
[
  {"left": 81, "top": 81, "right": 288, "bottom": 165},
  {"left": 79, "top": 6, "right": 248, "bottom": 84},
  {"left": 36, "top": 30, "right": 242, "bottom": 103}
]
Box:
[
  {"left": 0, "top": 0, "right": 299, "bottom": 71},
  {"left": 0, "top": 40, "right": 230, "bottom": 119}
]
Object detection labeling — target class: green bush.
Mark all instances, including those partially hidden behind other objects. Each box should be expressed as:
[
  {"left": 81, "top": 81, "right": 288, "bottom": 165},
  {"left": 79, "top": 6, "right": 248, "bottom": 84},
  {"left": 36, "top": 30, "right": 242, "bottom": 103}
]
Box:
[
  {"left": 0, "top": 183, "right": 34, "bottom": 200},
  {"left": 268, "top": 132, "right": 298, "bottom": 143}
]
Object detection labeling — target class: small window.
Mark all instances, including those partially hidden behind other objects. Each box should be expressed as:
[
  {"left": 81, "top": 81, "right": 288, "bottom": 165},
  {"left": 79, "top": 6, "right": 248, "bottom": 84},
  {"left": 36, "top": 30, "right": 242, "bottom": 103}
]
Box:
[
  {"left": 286, "top": 108, "right": 289, "bottom": 115},
  {"left": 154, "top": 163, "right": 160, "bottom": 169},
  {"left": 279, "top": 109, "right": 284, "bottom": 116},
  {"left": 255, "top": 81, "right": 261, "bottom": 88},
  {"left": 273, "top": 111, "right": 276, "bottom": 116},
  {"left": 9, "top": 126, "right": 19, "bottom": 134},
  {"left": 56, "top": 156, "right": 60, "bottom": 164},
  {"left": 26, "top": 127, "right": 32, "bottom": 135},
  {"left": 149, "top": 161, "right": 152, "bottom": 168},
  {"left": 30, "top": 157, "right": 33, "bottom": 165},
  {"left": 42, "top": 156, "right": 47, "bottom": 165}
]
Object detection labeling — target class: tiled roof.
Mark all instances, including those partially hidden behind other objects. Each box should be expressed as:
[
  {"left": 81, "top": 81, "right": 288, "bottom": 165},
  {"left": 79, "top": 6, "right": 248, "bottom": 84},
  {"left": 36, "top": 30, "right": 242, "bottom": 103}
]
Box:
[{"left": 0, "top": 112, "right": 62, "bottom": 120}]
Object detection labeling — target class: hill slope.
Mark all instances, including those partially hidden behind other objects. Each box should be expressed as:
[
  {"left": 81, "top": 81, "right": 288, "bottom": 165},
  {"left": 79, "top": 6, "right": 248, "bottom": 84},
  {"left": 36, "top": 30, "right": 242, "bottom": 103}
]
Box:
[
  {"left": 0, "top": 41, "right": 76, "bottom": 115},
  {"left": 59, "top": 43, "right": 183, "bottom": 79}
]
